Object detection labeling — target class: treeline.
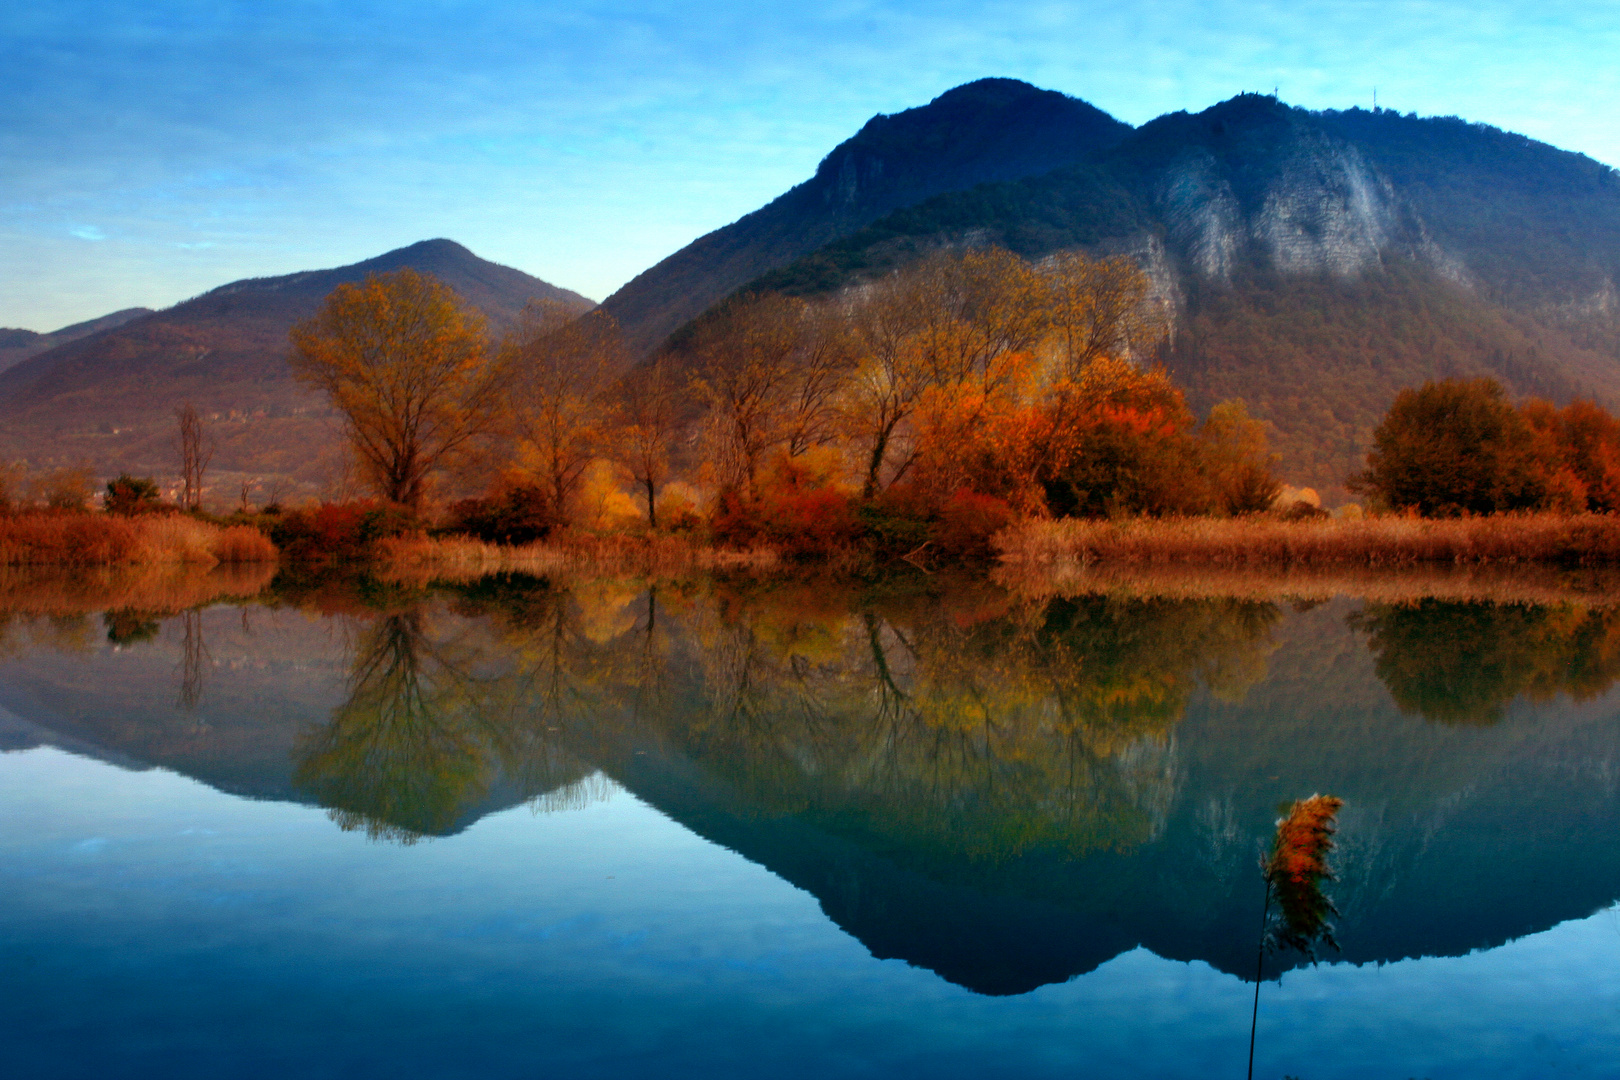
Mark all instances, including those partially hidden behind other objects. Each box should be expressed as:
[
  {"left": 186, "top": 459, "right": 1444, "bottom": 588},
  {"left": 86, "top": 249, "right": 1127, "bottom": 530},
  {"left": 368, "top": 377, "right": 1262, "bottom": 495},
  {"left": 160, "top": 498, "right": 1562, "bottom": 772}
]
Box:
[
  {"left": 286, "top": 248, "right": 1283, "bottom": 558},
  {"left": 1353, "top": 377, "right": 1620, "bottom": 516}
]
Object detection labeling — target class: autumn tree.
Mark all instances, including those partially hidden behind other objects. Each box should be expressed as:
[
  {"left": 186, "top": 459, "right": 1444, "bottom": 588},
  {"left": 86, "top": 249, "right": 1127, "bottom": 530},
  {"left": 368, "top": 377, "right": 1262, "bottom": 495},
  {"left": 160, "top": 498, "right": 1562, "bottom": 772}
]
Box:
[
  {"left": 1041, "top": 249, "right": 1169, "bottom": 377},
  {"left": 842, "top": 247, "right": 1046, "bottom": 498},
  {"left": 105, "top": 474, "right": 161, "bottom": 515},
  {"left": 32, "top": 465, "right": 96, "bottom": 511},
  {"left": 1038, "top": 356, "right": 1206, "bottom": 517},
  {"left": 289, "top": 269, "right": 500, "bottom": 510},
  {"left": 503, "top": 302, "right": 624, "bottom": 522},
  {"left": 1351, "top": 378, "right": 1545, "bottom": 515},
  {"left": 1520, "top": 397, "right": 1620, "bottom": 512},
  {"left": 683, "top": 292, "right": 850, "bottom": 499},
  {"left": 174, "top": 402, "right": 214, "bottom": 511},
  {"left": 1199, "top": 400, "right": 1281, "bottom": 514}
]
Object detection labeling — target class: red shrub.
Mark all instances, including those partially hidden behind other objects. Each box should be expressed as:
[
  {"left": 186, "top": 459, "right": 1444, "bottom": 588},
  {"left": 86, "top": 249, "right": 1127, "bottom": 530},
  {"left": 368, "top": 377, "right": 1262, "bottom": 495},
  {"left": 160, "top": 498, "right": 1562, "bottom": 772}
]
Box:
[
  {"left": 932, "top": 489, "right": 1015, "bottom": 558},
  {"left": 711, "top": 486, "right": 859, "bottom": 558},
  {"left": 270, "top": 501, "right": 419, "bottom": 562}
]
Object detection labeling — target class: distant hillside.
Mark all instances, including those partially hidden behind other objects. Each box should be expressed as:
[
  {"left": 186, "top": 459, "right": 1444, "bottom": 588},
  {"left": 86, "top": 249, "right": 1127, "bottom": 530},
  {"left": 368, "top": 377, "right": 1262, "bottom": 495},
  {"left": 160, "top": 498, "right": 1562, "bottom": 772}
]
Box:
[
  {"left": 0, "top": 308, "right": 151, "bottom": 374},
  {"left": 734, "top": 94, "right": 1620, "bottom": 493},
  {"left": 598, "top": 78, "right": 1132, "bottom": 356},
  {"left": 0, "top": 239, "right": 591, "bottom": 495}
]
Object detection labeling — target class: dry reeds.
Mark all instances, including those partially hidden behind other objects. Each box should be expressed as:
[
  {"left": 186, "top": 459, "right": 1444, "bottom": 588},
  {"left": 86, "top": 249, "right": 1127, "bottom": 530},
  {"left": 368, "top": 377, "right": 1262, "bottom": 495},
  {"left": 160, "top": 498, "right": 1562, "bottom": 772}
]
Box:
[
  {"left": 373, "top": 532, "right": 778, "bottom": 586},
  {"left": 1265, "top": 795, "right": 1344, "bottom": 955},
  {"left": 0, "top": 512, "right": 278, "bottom": 567},
  {"left": 210, "top": 524, "right": 280, "bottom": 563},
  {"left": 0, "top": 513, "right": 139, "bottom": 565},
  {"left": 996, "top": 514, "right": 1620, "bottom": 570}
]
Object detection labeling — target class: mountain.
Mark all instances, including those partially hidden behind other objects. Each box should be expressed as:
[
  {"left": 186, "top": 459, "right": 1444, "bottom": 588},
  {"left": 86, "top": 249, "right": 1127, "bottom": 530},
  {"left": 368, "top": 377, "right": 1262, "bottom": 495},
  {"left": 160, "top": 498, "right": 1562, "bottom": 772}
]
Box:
[
  {"left": 597, "top": 78, "right": 1132, "bottom": 356},
  {"left": 0, "top": 239, "right": 591, "bottom": 494},
  {"left": 725, "top": 93, "right": 1620, "bottom": 493},
  {"left": 0, "top": 308, "right": 151, "bottom": 375}
]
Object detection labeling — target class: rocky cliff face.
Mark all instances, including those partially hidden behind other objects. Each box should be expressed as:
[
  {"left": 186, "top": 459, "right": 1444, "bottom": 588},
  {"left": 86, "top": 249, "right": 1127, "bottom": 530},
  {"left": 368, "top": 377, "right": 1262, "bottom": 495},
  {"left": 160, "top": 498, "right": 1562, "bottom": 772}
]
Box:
[{"left": 1131, "top": 98, "right": 1473, "bottom": 288}]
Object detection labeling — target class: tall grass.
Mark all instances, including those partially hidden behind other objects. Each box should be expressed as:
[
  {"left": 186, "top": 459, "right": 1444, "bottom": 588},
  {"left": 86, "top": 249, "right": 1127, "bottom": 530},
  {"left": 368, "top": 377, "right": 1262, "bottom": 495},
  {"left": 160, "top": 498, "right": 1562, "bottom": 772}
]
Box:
[
  {"left": 996, "top": 514, "right": 1620, "bottom": 569},
  {"left": 0, "top": 512, "right": 277, "bottom": 567}
]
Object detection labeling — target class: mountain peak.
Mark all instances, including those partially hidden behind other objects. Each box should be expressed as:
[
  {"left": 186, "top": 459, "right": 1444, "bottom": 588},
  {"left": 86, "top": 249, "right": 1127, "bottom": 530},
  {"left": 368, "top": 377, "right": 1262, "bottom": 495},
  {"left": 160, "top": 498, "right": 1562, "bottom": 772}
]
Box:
[
  {"left": 926, "top": 77, "right": 1048, "bottom": 106},
  {"left": 600, "top": 79, "right": 1131, "bottom": 355},
  {"left": 819, "top": 78, "right": 1127, "bottom": 186},
  {"left": 372, "top": 237, "right": 475, "bottom": 262}
]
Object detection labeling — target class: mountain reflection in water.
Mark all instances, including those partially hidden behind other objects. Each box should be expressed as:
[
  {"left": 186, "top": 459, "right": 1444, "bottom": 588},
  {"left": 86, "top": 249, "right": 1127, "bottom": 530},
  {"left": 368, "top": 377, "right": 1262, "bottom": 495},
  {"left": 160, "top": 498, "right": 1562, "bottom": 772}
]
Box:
[{"left": 3, "top": 572, "right": 1620, "bottom": 997}]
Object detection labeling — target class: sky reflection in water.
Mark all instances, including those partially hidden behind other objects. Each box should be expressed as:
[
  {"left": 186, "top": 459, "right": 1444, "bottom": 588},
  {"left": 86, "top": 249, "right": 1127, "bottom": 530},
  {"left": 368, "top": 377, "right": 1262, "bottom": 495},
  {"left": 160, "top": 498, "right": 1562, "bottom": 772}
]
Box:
[{"left": 3, "top": 574, "right": 1620, "bottom": 1078}]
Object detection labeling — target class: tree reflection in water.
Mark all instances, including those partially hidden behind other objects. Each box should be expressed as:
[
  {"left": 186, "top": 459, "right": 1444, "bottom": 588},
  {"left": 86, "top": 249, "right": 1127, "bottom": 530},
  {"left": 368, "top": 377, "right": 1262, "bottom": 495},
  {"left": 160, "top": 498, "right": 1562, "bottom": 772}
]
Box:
[
  {"left": 662, "top": 585, "right": 1281, "bottom": 864},
  {"left": 293, "top": 607, "right": 598, "bottom": 842},
  {"left": 294, "top": 580, "right": 1282, "bottom": 857},
  {"left": 1352, "top": 600, "right": 1620, "bottom": 723},
  {"left": 15, "top": 571, "right": 1620, "bottom": 996}
]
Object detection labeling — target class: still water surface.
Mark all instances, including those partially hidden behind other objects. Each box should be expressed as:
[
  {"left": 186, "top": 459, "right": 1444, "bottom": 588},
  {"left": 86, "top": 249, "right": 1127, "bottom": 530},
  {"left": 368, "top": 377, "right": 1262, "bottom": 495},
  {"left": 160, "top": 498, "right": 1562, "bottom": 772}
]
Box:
[{"left": 4, "top": 571, "right": 1620, "bottom": 1078}]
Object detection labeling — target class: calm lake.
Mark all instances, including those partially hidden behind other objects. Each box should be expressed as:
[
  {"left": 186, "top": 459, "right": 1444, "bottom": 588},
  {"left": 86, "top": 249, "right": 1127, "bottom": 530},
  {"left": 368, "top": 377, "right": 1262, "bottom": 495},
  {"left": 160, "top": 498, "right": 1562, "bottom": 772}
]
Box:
[{"left": 4, "top": 567, "right": 1620, "bottom": 1079}]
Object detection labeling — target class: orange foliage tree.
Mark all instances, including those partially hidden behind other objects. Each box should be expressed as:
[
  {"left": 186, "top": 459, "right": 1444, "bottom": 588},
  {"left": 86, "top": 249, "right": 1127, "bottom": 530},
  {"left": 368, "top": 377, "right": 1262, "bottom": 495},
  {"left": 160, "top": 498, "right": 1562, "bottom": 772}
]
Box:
[{"left": 290, "top": 270, "right": 501, "bottom": 510}]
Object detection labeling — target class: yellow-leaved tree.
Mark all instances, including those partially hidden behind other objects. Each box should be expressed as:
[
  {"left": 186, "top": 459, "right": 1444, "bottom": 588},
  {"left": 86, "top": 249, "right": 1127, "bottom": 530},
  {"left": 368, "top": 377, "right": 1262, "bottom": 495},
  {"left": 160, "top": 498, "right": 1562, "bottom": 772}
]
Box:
[{"left": 289, "top": 269, "right": 501, "bottom": 509}]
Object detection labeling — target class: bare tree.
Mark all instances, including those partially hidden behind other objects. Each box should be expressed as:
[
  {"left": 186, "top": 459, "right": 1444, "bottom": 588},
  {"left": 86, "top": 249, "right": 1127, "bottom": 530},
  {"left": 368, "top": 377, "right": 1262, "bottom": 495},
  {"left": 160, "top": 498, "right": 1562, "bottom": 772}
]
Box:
[
  {"left": 683, "top": 292, "right": 851, "bottom": 498},
  {"left": 615, "top": 356, "right": 682, "bottom": 528},
  {"left": 504, "top": 303, "right": 624, "bottom": 522},
  {"left": 175, "top": 402, "right": 215, "bottom": 511}
]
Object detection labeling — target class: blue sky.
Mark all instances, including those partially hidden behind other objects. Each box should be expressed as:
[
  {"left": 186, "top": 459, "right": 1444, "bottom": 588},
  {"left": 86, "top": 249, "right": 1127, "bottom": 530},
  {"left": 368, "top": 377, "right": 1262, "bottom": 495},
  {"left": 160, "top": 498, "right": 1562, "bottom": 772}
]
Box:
[{"left": 3, "top": 1, "right": 1618, "bottom": 330}]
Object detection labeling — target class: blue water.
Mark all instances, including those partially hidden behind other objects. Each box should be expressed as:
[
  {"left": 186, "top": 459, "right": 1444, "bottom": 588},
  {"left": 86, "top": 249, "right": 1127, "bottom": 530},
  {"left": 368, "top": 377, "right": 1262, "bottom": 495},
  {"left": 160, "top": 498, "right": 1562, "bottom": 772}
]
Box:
[{"left": 4, "top": 581, "right": 1620, "bottom": 1078}]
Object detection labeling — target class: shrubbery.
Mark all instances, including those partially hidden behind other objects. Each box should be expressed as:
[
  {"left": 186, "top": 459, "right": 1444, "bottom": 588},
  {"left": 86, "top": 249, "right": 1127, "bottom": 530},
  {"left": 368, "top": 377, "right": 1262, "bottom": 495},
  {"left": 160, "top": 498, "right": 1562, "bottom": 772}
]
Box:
[
  {"left": 1352, "top": 378, "right": 1620, "bottom": 516},
  {"left": 442, "top": 481, "right": 558, "bottom": 545},
  {"left": 104, "top": 474, "right": 163, "bottom": 515},
  {"left": 268, "top": 500, "right": 419, "bottom": 562}
]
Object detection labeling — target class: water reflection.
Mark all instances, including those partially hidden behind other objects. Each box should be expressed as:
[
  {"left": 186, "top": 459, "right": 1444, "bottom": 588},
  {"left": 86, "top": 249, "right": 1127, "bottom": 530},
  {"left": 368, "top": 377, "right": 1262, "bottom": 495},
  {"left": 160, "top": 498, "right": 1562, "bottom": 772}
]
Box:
[
  {"left": 1351, "top": 600, "right": 1620, "bottom": 723},
  {"left": 294, "top": 606, "right": 597, "bottom": 842},
  {"left": 5, "top": 570, "right": 1620, "bottom": 999}
]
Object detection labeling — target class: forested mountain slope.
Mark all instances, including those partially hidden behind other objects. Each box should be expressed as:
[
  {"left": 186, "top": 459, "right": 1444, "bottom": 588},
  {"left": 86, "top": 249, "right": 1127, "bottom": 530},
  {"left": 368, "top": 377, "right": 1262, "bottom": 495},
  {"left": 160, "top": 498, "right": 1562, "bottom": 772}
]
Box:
[
  {"left": 598, "top": 78, "right": 1132, "bottom": 356},
  {"left": 0, "top": 308, "right": 151, "bottom": 375}
]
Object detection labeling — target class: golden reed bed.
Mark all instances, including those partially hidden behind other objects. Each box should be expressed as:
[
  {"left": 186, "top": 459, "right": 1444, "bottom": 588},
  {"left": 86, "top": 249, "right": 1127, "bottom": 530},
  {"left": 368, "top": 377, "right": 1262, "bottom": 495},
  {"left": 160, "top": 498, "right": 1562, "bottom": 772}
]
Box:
[
  {"left": 992, "top": 515, "right": 1620, "bottom": 604},
  {"left": 0, "top": 513, "right": 276, "bottom": 568},
  {"left": 996, "top": 514, "right": 1620, "bottom": 568}
]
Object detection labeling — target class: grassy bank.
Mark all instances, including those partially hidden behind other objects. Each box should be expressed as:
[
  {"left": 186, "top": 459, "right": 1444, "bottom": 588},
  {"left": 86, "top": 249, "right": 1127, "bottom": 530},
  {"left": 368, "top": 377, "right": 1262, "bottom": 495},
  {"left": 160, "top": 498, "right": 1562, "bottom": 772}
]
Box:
[
  {"left": 995, "top": 514, "right": 1620, "bottom": 571},
  {"left": 0, "top": 512, "right": 276, "bottom": 568}
]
